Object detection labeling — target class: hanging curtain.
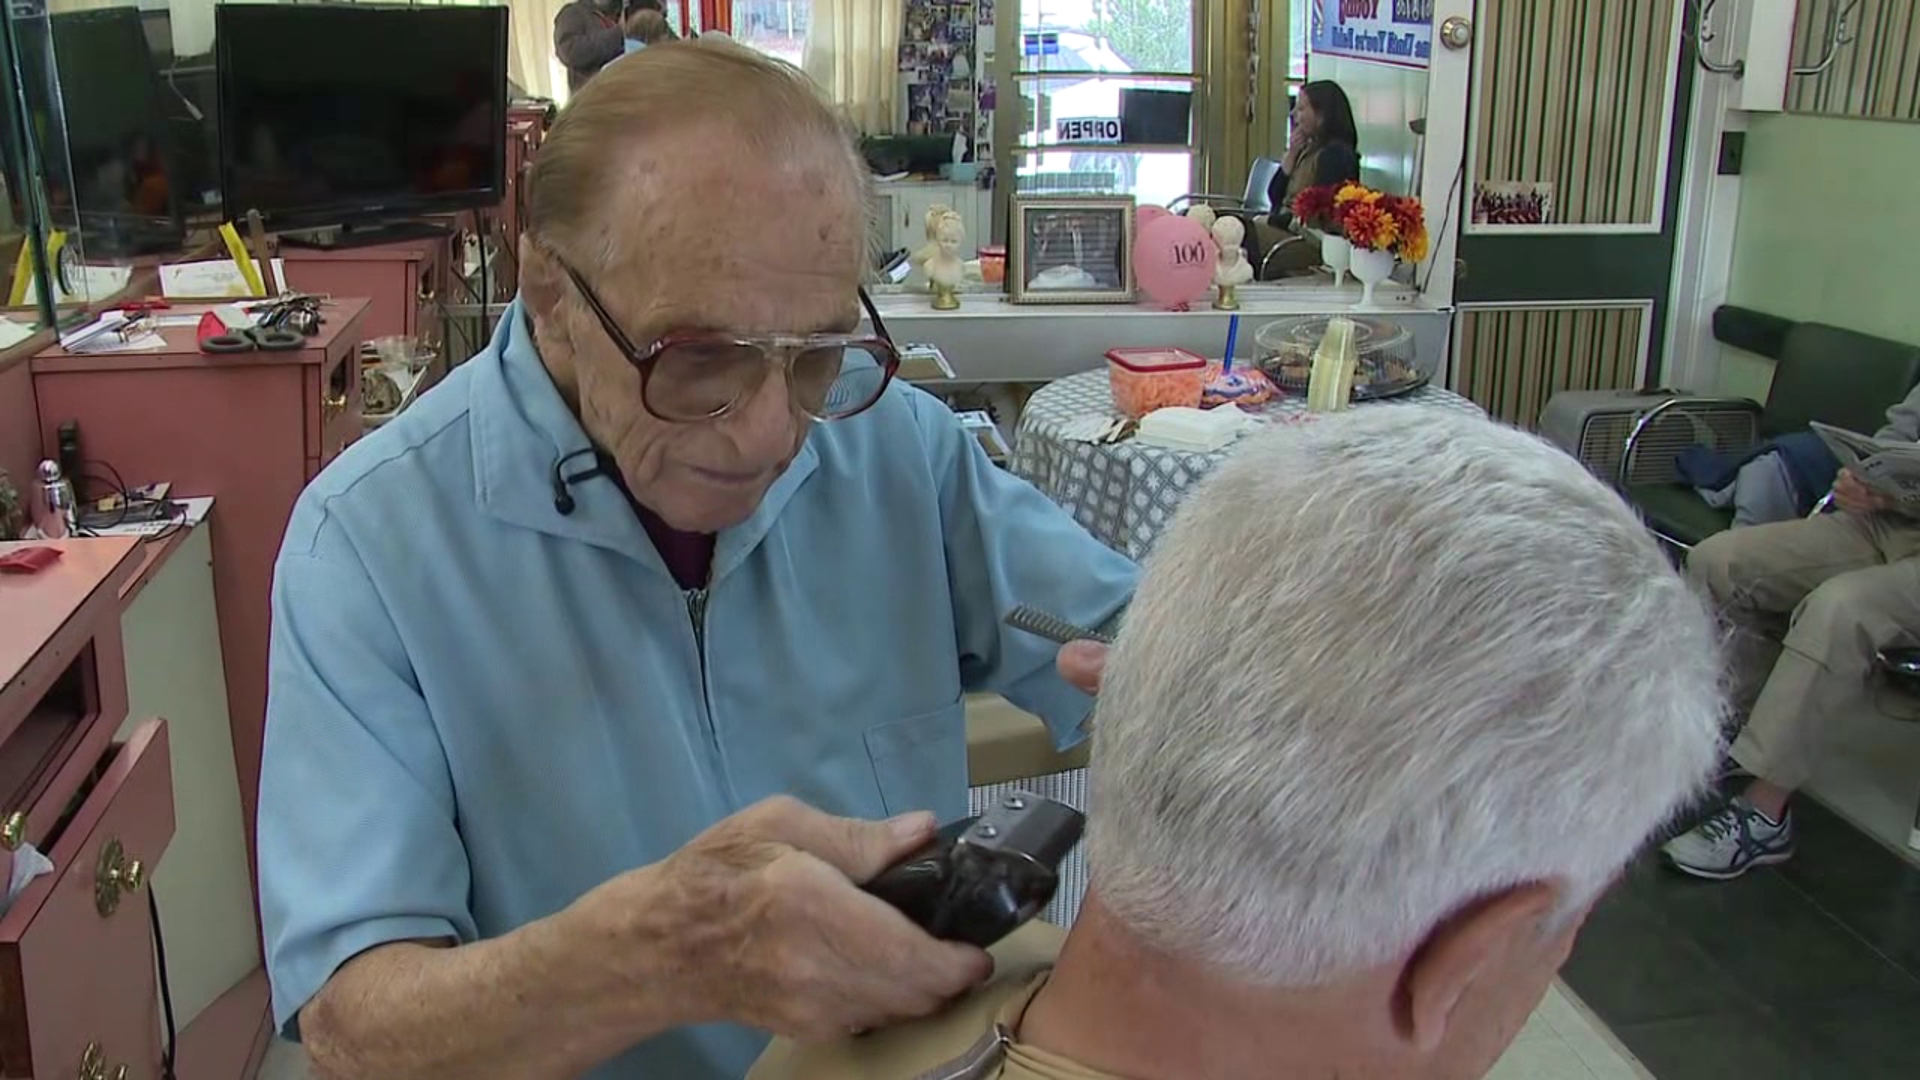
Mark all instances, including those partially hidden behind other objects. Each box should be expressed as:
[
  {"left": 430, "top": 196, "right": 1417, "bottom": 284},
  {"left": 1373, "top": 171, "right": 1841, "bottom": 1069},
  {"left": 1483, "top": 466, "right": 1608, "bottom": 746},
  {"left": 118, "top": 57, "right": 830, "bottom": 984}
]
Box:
[
  {"left": 803, "top": 0, "right": 903, "bottom": 134},
  {"left": 507, "top": 0, "right": 576, "bottom": 102}
]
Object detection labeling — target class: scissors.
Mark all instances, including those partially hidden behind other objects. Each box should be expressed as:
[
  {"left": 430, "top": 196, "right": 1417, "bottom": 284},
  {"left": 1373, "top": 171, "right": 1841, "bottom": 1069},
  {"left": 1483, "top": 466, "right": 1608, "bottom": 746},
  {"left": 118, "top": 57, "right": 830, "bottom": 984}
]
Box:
[{"left": 199, "top": 325, "right": 305, "bottom": 355}]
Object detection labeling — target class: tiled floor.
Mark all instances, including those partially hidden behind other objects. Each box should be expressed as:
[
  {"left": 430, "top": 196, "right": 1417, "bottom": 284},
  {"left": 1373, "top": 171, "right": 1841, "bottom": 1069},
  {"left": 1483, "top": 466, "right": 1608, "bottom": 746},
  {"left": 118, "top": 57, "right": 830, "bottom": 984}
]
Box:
[
  {"left": 259, "top": 981, "right": 1651, "bottom": 1079},
  {"left": 1563, "top": 797, "right": 1920, "bottom": 1080},
  {"left": 1800, "top": 702, "right": 1920, "bottom": 867}
]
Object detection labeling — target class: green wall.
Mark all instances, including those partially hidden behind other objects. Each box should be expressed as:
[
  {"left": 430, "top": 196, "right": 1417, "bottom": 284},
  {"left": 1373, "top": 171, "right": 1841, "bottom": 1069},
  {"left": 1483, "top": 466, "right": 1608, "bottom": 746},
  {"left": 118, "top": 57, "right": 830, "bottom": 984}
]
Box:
[{"left": 1724, "top": 113, "right": 1920, "bottom": 399}]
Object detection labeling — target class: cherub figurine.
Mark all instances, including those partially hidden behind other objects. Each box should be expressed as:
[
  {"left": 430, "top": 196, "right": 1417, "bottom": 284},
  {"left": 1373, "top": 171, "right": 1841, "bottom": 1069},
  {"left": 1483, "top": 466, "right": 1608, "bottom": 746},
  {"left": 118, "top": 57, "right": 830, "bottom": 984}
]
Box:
[
  {"left": 912, "top": 205, "right": 967, "bottom": 311},
  {"left": 1211, "top": 215, "right": 1254, "bottom": 311}
]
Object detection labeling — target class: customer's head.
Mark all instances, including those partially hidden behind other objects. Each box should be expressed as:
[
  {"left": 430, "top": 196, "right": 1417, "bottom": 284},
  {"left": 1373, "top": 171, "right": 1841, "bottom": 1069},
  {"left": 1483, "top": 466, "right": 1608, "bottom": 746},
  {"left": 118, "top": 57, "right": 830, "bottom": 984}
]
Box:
[
  {"left": 522, "top": 41, "right": 871, "bottom": 531},
  {"left": 623, "top": 8, "right": 675, "bottom": 43},
  {"left": 1087, "top": 410, "right": 1721, "bottom": 1077},
  {"left": 1296, "top": 80, "right": 1358, "bottom": 149}
]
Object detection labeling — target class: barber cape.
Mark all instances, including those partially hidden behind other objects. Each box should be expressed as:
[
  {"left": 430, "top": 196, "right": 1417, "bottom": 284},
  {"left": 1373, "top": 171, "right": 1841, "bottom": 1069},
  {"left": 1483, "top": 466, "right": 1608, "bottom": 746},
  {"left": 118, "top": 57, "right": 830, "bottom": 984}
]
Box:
[{"left": 749, "top": 923, "right": 1120, "bottom": 1080}]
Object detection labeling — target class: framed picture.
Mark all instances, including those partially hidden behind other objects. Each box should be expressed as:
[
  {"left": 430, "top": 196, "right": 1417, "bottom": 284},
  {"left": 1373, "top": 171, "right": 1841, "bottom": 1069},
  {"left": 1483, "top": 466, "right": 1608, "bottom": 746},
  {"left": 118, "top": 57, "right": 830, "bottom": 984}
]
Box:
[
  {"left": 1471, "top": 181, "right": 1555, "bottom": 226},
  {"left": 1008, "top": 196, "right": 1137, "bottom": 304}
]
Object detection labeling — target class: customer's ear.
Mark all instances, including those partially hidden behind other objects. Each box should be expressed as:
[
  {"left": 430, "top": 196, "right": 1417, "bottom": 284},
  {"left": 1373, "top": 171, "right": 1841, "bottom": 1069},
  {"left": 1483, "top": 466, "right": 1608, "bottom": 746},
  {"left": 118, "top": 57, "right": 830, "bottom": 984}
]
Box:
[
  {"left": 519, "top": 236, "right": 570, "bottom": 332},
  {"left": 1394, "top": 882, "right": 1559, "bottom": 1053}
]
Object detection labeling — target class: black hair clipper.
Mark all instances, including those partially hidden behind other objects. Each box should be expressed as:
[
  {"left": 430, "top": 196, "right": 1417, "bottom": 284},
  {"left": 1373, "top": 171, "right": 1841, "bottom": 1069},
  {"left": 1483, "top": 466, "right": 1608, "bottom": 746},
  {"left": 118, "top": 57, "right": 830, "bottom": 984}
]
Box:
[{"left": 864, "top": 793, "right": 1084, "bottom": 949}]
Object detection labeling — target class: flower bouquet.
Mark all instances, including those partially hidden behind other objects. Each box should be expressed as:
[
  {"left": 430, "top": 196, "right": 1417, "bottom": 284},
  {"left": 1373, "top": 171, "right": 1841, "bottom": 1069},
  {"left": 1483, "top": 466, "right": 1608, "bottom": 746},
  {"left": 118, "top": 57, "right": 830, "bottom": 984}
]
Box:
[
  {"left": 1331, "top": 183, "right": 1429, "bottom": 307},
  {"left": 1291, "top": 184, "right": 1350, "bottom": 285}
]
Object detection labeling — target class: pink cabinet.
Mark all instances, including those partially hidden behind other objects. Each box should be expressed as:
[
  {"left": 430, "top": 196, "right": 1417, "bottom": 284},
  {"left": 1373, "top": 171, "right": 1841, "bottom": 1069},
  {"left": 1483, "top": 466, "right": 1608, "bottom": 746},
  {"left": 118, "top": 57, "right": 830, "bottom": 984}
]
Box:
[
  {"left": 281, "top": 238, "right": 448, "bottom": 349},
  {"left": 0, "top": 538, "right": 175, "bottom": 1078},
  {"left": 1, "top": 722, "right": 172, "bottom": 1080},
  {"left": 29, "top": 302, "right": 370, "bottom": 888}
]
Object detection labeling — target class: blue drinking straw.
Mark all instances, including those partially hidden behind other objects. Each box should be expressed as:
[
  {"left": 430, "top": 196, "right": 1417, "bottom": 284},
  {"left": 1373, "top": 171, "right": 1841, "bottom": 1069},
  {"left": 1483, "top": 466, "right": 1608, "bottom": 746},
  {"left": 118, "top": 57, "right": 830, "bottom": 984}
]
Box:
[{"left": 1222, "top": 315, "right": 1241, "bottom": 376}]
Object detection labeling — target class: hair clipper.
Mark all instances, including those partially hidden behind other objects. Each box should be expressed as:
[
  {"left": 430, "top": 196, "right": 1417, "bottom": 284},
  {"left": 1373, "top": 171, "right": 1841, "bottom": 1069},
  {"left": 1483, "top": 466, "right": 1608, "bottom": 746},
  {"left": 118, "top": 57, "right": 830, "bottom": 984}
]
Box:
[{"left": 864, "top": 792, "right": 1084, "bottom": 948}]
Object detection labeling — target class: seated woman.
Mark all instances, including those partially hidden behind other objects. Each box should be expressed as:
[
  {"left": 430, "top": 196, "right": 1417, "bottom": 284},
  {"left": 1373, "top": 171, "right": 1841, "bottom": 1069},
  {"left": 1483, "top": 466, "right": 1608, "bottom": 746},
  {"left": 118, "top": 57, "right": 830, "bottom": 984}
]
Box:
[{"left": 1256, "top": 80, "right": 1361, "bottom": 278}]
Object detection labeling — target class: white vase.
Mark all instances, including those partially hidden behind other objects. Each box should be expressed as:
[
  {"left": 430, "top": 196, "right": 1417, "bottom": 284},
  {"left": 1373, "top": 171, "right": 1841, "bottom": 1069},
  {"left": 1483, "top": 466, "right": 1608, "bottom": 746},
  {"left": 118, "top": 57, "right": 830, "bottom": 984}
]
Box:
[
  {"left": 1321, "top": 233, "right": 1352, "bottom": 287},
  {"left": 1349, "top": 248, "right": 1396, "bottom": 308}
]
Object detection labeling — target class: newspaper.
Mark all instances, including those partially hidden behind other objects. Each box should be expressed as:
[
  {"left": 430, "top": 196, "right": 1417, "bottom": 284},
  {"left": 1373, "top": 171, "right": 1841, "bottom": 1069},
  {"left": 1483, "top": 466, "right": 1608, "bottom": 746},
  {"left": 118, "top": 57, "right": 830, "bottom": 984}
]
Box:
[{"left": 1811, "top": 422, "right": 1920, "bottom": 507}]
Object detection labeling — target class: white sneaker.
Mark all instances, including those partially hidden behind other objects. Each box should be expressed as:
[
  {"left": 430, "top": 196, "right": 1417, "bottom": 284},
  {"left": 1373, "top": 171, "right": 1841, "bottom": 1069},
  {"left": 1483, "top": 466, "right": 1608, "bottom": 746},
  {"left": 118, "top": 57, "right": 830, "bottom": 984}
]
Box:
[{"left": 1663, "top": 798, "right": 1794, "bottom": 880}]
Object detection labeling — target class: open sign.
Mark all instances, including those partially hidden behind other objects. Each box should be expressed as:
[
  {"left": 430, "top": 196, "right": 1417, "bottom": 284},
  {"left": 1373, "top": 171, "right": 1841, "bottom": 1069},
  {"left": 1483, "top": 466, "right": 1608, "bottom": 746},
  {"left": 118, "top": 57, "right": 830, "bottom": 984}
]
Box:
[{"left": 1056, "top": 117, "right": 1122, "bottom": 145}]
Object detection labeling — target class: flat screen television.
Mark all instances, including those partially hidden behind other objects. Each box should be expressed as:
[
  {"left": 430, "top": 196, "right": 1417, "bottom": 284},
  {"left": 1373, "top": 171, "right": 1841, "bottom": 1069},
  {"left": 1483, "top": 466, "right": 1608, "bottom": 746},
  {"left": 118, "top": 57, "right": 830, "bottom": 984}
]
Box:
[
  {"left": 22, "top": 9, "right": 184, "bottom": 255},
  {"left": 215, "top": 5, "right": 508, "bottom": 232}
]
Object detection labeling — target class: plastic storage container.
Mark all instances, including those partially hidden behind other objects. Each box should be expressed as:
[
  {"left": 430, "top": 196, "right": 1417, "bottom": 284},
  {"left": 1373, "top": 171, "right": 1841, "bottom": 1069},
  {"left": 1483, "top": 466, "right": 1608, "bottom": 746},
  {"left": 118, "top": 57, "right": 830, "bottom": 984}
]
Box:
[
  {"left": 978, "top": 245, "right": 1007, "bottom": 286},
  {"left": 1104, "top": 347, "right": 1208, "bottom": 419}
]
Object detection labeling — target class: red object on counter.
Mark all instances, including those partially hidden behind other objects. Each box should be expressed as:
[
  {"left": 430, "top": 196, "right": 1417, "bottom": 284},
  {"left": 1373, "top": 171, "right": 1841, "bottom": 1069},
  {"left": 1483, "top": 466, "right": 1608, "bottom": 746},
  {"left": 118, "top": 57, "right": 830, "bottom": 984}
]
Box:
[
  {"left": 979, "top": 245, "right": 1007, "bottom": 286},
  {"left": 1104, "top": 347, "right": 1208, "bottom": 419},
  {"left": 0, "top": 547, "right": 62, "bottom": 574}
]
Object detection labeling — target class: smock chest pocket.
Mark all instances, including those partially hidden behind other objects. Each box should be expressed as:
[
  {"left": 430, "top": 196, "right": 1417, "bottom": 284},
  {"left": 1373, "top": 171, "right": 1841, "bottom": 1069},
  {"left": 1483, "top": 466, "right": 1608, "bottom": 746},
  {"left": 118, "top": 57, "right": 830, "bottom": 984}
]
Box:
[{"left": 863, "top": 701, "right": 968, "bottom": 820}]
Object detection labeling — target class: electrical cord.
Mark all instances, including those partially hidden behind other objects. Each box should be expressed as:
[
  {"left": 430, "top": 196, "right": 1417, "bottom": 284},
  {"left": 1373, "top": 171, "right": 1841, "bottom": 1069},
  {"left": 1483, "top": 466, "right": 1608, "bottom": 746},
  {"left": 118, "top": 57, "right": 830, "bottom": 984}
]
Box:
[
  {"left": 1417, "top": 158, "right": 1466, "bottom": 294},
  {"left": 149, "top": 888, "right": 180, "bottom": 1080},
  {"left": 67, "top": 457, "right": 190, "bottom": 545}
]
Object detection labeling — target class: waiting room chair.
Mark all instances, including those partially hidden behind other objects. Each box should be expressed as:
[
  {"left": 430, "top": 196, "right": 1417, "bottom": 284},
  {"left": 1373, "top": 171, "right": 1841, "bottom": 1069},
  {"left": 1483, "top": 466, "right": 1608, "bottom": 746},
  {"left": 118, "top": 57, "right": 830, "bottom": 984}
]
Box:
[
  {"left": 1870, "top": 649, "right": 1920, "bottom": 853},
  {"left": 1617, "top": 319, "right": 1920, "bottom": 549},
  {"left": 1169, "top": 156, "right": 1283, "bottom": 218}
]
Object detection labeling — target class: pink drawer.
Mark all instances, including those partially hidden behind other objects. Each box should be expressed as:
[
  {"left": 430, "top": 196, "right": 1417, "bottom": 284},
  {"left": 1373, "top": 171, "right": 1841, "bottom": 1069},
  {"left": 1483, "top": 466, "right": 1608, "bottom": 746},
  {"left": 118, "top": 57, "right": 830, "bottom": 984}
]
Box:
[{"left": 0, "top": 721, "right": 173, "bottom": 1079}]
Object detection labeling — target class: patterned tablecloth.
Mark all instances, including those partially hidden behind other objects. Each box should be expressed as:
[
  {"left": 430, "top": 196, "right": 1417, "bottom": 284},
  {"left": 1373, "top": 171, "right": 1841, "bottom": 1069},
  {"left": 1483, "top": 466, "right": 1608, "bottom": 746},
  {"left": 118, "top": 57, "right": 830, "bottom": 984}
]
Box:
[{"left": 1013, "top": 369, "right": 1485, "bottom": 559}]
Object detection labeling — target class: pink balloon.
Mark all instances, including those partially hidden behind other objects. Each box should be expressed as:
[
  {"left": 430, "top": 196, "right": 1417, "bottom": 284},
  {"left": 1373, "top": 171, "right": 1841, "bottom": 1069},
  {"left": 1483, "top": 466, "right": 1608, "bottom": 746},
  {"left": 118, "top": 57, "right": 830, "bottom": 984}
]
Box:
[{"left": 1134, "top": 212, "right": 1218, "bottom": 310}]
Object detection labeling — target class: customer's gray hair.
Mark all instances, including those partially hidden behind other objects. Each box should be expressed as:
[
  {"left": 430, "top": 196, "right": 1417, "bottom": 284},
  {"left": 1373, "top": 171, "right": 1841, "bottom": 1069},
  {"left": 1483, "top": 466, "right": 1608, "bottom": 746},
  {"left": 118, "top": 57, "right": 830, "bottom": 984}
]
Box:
[{"left": 1088, "top": 409, "right": 1722, "bottom": 986}]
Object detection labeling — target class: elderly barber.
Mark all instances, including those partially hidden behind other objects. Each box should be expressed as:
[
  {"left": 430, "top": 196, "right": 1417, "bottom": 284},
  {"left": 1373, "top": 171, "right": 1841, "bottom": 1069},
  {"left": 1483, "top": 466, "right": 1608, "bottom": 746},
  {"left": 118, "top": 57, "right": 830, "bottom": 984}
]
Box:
[{"left": 258, "top": 42, "right": 1134, "bottom": 1080}]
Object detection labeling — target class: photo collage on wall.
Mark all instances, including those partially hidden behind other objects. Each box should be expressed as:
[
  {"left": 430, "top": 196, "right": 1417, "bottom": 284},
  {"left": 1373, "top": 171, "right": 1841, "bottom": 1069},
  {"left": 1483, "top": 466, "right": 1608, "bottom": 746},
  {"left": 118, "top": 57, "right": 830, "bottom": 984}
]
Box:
[{"left": 900, "top": 0, "right": 995, "bottom": 167}]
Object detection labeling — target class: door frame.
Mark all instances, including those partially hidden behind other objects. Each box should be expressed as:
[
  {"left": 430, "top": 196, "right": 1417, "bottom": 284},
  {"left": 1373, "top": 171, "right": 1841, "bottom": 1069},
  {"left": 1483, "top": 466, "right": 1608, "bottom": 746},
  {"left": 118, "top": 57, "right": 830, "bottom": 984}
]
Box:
[{"left": 1446, "top": 0, "right": 1699, "bottom": 389}]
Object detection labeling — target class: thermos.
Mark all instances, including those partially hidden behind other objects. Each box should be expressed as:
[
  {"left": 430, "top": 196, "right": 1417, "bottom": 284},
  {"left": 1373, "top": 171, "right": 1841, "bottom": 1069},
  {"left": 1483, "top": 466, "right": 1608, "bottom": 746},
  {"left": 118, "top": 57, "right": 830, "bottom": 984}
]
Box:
[{"left": 34, "top": 459, "right": 76, "bottom": 539}]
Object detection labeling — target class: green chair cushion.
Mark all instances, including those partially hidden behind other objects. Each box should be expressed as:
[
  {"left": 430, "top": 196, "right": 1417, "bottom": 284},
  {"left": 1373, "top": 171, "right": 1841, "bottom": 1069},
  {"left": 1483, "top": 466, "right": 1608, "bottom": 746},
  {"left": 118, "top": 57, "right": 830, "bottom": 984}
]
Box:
[
  {"left": 1627, "top": 483, "right": 1735, "bottom": 548},
  {"left": 1764, "top": 324, "right": 1920, "bottom": 439}
]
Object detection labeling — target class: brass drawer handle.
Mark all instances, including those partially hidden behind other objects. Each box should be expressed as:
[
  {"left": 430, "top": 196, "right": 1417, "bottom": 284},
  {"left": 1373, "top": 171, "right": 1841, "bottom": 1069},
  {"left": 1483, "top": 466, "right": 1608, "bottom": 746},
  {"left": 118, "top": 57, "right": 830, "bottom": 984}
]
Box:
[
  {"left": 1, "top": 811, "right": 24, "bottom": 851},
  {"left": 94, "top": 838, "right": 145, "bottom": 917},
  {"left": 78, "top": 1042, "right": 128, "bottom": 1080}
]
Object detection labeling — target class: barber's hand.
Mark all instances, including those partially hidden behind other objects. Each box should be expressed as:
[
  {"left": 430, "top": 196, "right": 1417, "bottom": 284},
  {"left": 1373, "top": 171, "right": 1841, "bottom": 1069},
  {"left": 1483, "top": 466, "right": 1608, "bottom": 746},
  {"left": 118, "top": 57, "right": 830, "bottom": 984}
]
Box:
[
  {"left": 1057, "top": 641, "right": 1109, "bottom": 695},
  {"left": 1834, "top": 469, "right": 1892, "bottom": 516},
  {"left": 573, "top": 796, "right": 990, "bottom": 1042}
]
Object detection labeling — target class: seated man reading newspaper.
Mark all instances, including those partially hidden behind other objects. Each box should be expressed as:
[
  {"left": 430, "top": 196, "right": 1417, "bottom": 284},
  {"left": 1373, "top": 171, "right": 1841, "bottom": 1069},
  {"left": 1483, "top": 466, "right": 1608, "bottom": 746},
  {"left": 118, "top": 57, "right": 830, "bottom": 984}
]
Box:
[
  {"left": 1666, "top": 383, "right": 1920, "bottom": 879},
  {"left": 752, "top": 410, "right": 1723, "bottom": 1080}
]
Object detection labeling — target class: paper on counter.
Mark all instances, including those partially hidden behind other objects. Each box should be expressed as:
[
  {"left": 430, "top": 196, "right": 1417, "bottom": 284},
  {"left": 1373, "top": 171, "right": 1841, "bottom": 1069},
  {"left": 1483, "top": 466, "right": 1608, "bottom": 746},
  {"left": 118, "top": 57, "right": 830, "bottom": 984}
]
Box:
[
  {"left": 0, "top": 316, "right": 34, "bottom": 350},
  {"left": 89, "top": 495, "right": 214, "bottom": 537},
  {"left": 19, "top": 263, "right": 134, "bottom": 305},
  {"left": 58, "top": 310, "right": 168, "bottom": 354},
  {"left": 1136, "top": 406, "right": 1256, "bottom": 452},
  {"left": 158, "top": 258, "right": 288, "bottom": 299}
]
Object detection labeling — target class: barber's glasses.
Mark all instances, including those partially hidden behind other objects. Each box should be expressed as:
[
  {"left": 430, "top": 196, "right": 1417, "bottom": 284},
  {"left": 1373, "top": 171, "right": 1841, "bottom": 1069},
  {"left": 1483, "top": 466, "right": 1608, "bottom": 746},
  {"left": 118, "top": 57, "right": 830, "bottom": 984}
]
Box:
[{"left": 561, "top": 263, "right": 900, "bottom": 424}]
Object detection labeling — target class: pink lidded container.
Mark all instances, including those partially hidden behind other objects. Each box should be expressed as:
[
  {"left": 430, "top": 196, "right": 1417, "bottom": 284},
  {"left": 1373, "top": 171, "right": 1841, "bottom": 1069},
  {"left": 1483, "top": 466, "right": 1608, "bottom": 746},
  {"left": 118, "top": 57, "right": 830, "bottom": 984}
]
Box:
[{"left": 1104, "top": 347, "right": 1208, "bottom": 419}]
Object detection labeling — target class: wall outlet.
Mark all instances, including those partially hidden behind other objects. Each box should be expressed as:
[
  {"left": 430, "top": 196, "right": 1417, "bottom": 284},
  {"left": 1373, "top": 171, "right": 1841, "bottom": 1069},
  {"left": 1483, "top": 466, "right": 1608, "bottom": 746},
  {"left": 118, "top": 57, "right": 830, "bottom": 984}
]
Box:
[{"left": 1717, "top": 132, "right": 1746, "bottom": 176}]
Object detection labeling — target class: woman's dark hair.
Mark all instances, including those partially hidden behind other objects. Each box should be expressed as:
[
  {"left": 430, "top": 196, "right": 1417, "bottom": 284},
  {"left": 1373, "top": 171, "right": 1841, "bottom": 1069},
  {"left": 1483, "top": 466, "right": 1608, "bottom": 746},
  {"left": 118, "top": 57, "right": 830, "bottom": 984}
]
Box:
[{"left": 1299, "top": 81, "right": 1359, "bottom": 152}]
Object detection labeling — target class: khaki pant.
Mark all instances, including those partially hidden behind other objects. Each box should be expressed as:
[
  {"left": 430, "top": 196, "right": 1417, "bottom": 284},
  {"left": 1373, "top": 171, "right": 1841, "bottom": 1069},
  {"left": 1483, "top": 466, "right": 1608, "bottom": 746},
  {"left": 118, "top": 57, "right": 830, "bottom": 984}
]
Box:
[{"left": 1689, "top": 513, "right": 1920, "bottom": 790}]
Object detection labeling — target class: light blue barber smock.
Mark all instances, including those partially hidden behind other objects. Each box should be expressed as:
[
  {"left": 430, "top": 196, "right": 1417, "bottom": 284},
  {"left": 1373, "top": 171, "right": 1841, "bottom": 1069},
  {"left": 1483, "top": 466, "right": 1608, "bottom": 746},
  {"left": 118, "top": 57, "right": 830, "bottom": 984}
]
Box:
[{"left": 258, "top": 299, "right": 1137, "bottom": 1078}]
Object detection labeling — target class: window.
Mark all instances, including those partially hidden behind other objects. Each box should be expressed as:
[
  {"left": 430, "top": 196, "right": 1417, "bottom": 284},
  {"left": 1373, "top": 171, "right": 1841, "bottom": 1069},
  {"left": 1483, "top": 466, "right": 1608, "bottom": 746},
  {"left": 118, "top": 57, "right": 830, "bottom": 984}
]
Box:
[
  {"left": 1289, "top": 0, "right": 1309, "bottom": 81},
  {"left": 1013, "top": 0, "right": 1200, "bottom": 208},
  {"left": 731, "top": 0, "right": 807, "bottom": 64}
]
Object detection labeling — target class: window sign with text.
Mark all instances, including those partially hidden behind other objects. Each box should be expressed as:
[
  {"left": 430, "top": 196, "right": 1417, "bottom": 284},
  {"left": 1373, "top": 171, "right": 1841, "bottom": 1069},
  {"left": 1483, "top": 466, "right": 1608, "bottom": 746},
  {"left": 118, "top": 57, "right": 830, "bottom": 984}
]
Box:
[
  {"left": 1309, "top": 0, "right": 1432, "bottom": 70},
  {"left": 1056, "top": 117, "right": 1123, "bottom": 145}
]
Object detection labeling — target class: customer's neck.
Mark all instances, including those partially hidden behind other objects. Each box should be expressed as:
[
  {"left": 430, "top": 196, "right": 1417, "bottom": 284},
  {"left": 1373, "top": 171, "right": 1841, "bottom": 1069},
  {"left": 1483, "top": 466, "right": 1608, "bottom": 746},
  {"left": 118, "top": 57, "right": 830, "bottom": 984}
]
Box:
[{"left": 1020, "top": 894, "right": 1406, "bottom": 1080}]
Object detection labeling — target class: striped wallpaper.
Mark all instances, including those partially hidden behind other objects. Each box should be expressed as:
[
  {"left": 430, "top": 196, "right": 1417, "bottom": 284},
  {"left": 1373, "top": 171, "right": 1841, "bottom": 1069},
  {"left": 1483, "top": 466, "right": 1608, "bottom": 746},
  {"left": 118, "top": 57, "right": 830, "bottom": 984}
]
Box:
[
  {"left": 1788, "top": 0, "right": 1920, "bottom": 122},
  {"left": 1454, "top": 306, "right": 1650, "bottom": 429},
  {"left": 1471, "top": 0, "right": 1678, "bottom": 225}
]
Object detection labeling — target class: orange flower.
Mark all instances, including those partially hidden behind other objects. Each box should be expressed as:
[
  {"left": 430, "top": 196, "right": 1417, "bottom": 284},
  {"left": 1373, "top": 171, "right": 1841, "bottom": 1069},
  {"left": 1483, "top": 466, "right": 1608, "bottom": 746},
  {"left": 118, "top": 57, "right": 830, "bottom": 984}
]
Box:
[
  {"left": 1384, "top": 195, "right": 1425, "bottom": 234},
  {"left": 1334, "top": 181, "right": 1376, "bottom": 207},
  {"left": 1399, "top": 226, "right": 1430, "bottom": 263},
  {"left": 1341, "top": 202, "right": 1400, "bottom": 252}
]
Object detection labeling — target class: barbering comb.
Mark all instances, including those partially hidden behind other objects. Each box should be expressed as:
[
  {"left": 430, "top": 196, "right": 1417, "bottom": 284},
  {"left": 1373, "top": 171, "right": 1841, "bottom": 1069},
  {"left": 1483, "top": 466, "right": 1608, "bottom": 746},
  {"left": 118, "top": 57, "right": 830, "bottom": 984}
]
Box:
[{"left": 1002, "top": 605, "right": 1113, "bottom": 647}]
